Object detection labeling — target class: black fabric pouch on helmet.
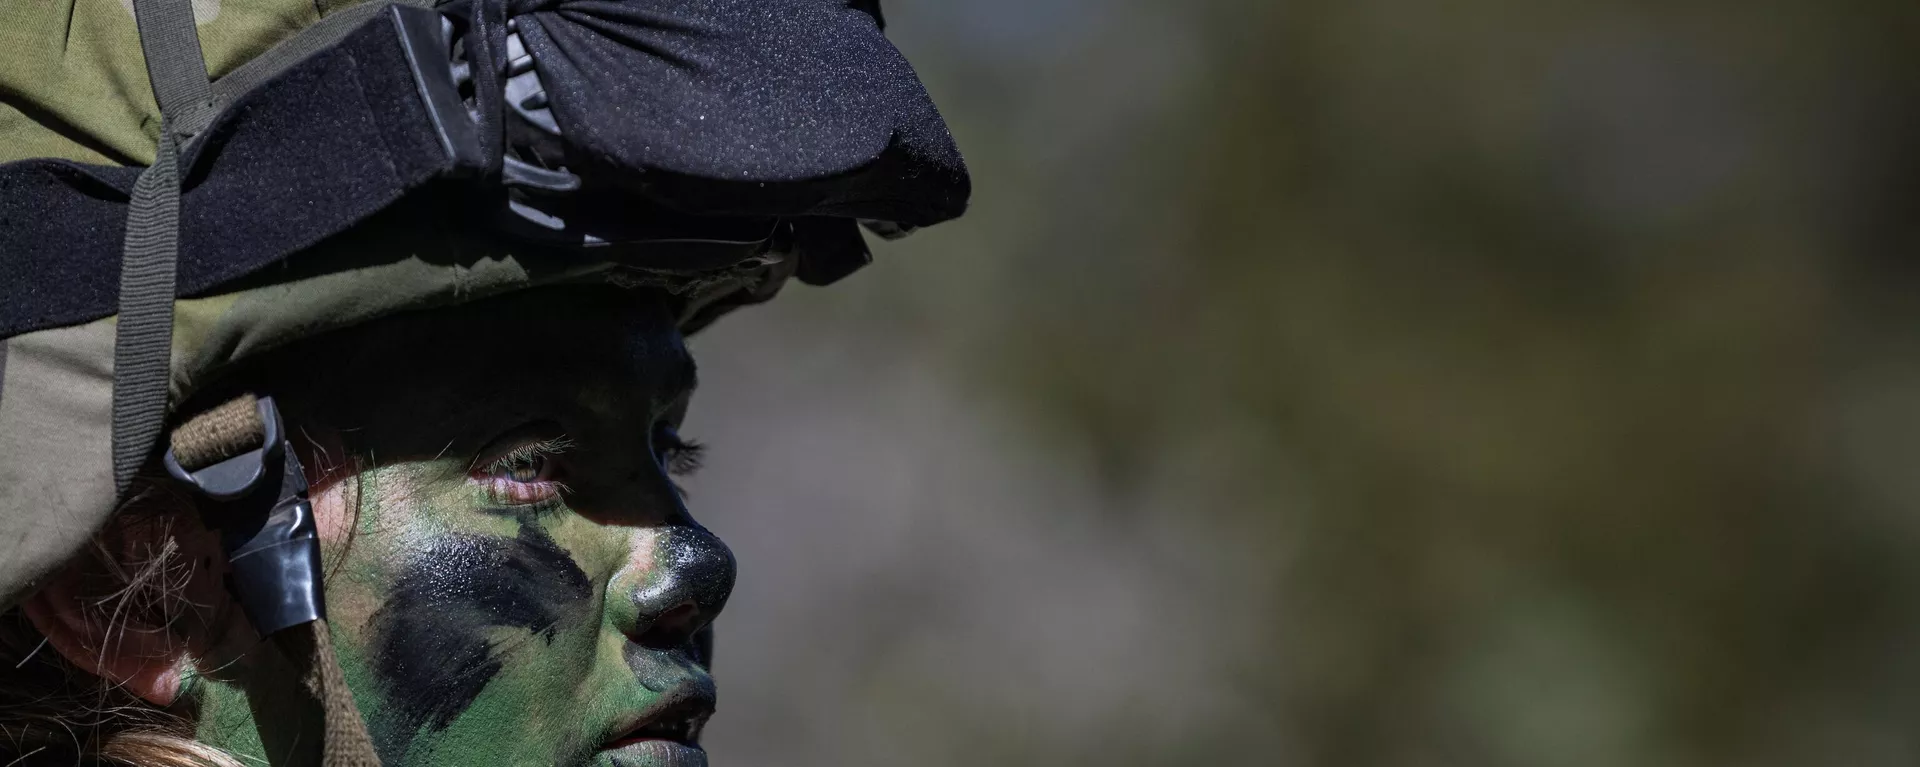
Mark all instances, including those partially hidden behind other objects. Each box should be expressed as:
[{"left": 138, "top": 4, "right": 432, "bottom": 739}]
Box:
[
  {"left": 497, "top": 0, "right": 968, "bottom": 225},
  {"left": 0, "top": 0, "right": 969, "bottom": 340}
]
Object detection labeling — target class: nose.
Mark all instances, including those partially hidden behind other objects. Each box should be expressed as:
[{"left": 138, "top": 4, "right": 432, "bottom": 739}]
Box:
[{"left": 619, "top": 525, "right": 735, "bottom": 649}]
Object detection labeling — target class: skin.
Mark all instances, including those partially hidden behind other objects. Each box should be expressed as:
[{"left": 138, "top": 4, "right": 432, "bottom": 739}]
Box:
[{"left": 134, "top": 288, "right": 733, "bottom": 766}]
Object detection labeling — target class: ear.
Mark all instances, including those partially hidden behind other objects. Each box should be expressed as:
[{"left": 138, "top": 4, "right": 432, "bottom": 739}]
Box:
[
  {"left": 22, "top": 569, "right": 189, "bottom": 706},
  {"left": 20, "top": 513, "right": 230, "bottom": 707}
]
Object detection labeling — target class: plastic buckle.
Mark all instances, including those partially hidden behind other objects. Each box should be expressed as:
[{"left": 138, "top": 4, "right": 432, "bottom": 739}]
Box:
[
  {"left": 163, "top": 396, "right": 325, "bottom": 637},
  {"left": 391, "top": 5, "right": 486, "bottom": 176}
]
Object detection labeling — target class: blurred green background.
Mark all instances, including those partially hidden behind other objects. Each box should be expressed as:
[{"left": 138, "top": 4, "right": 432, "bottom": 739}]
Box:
[{"left": 684, "top": 2, "right": 1920, "bottom": 765}]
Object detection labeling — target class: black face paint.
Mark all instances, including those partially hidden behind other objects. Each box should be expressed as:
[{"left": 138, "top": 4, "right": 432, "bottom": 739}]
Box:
[{"left": 366, "top": 518, "right": 593, "bottom": 761}]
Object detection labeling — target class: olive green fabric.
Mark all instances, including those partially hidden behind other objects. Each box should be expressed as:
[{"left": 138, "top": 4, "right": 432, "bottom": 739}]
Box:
[
  {"left": 0, "top": 320, "right": 119, "bottom": 609},
  {"left": 0, "top": 0, "right": 337, "bottom": 166}
]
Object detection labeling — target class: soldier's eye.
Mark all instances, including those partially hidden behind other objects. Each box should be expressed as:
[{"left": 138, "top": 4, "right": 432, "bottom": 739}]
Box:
[
  {"left": 496, "top": 454, "right": 555, "bottom": 483},
  {"left": 472, "top": 436, "right": 573, "bottom": 506}
]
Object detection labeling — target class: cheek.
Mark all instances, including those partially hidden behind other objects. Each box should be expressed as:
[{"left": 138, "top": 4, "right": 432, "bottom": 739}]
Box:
[
  {"left": 300, "top": 429, "right": 359, "bottom": 546},
  {"left": 359, "top": 522, "right": 600, "bottom": 760},
  {"left": 313, "top": 480, "right": 353, "bottom": 545},
  {"left": 606, "top": 532, "right": 662, "bottom": 610}
]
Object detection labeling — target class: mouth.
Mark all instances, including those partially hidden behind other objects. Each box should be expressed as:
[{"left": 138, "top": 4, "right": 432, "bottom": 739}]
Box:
[
  {"left": 605, "top": 706, "right": 709, "bottom": 749},
  {"left": 602, "top": 685, "right": 716, "bottom": 764},
  {"left": 603, "top": 644, "right": 719, "bottom": 767},
  {"left": 604, "top": 715, "right": 708, "bottom": 767}
]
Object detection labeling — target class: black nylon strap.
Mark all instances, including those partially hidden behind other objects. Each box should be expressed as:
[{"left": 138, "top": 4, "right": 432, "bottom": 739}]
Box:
[
  {"left": 208, "top": 0, "right": 421, "bottom": 112},
  {"left": 111, "top": 128, "right": 183, "bottom": 492},
  {"left": 0, "top": 6, "right": 478, "bottom": 341},
  {"left": 132, "top": 0, "right": 216, "bottom": 138}
]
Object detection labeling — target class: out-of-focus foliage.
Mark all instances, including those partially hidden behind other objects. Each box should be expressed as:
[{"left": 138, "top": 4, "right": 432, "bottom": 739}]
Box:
[{"left": 689, "top": 2, "right": 1920, "bottom": 766}]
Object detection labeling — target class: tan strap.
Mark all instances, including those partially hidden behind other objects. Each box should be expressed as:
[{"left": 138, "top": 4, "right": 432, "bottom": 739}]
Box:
[
  {"left": 168, "top": 393, "right": 266, "bottom": 470},
  {"left": 276, "top": 621, "right": 383, "bottom": 767}
]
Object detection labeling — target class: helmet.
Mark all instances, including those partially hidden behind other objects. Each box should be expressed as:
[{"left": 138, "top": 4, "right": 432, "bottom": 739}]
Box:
[{"left": 0, "top": 0, "right": 967, "bottom": 763}]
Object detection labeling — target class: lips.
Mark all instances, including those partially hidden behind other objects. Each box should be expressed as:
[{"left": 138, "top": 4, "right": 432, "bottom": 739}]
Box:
[
  {"left": 605, "top": 701, "right": 710, "bottom": 749},
  {"left": 602, "top": 680, "right": 716, "bottom": 763},
  {"left": 605, "top": 739, "right": 707, "bottom": 767}
]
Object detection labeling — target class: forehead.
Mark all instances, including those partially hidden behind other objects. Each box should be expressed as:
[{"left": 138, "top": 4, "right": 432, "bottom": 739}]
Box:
[
  {"left": 385, "top": 287, "right": 687, "bottom": 376},
  {"left": 296, "top": 287, "right": 694, "bottom": 450},
  {"left": 466, "top": 289, "right": 693, "bottom": 385}
]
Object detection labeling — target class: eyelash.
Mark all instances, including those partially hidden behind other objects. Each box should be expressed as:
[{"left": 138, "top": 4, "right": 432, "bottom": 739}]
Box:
[
  {"left": 474, "top": 437, "right": 573, "bottom": 507},
  {"left": 656, "top": 431, "right": 706, "bottom": 477},
  {"left": 656, "top": 428, "right": 706, "bottom": 500},
  {"left": 471, "top": 431, "right": 707, "bottom": 507}
]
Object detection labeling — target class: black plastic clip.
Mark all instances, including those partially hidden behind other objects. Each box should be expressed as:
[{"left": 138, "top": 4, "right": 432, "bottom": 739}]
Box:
[{"left": 164, "top": 397, "right": 326, "bottom": 637}]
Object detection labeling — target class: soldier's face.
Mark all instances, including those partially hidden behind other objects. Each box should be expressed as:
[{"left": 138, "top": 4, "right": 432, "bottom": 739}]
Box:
[{"left": 192, "top": 289, "right": 734, "bottom": 767}]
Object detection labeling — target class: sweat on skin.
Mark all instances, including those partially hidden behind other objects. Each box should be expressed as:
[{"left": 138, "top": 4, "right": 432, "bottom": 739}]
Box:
[{"left": 50, "top": 289, "right": 735, "bottom": 767}]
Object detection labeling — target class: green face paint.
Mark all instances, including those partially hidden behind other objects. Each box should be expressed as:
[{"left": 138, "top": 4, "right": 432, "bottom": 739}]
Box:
[{"left": 184, "top": 289, "right": 732, "bottom": 767}]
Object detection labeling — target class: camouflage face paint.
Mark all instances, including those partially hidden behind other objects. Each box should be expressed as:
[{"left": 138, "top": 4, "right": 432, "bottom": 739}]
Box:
[
  {"left": 179, "top": 290, "right": 735, "bottom": 767},
  {"left": 366, "top": 516, "right": 594, "bottom": 760}
]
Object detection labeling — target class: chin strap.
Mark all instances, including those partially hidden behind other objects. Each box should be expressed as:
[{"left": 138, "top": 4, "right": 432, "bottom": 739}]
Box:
[
  {"left": 169, "top": 396, "right": 381, "bottom": 767},
  {"left": 277, "top": 620, "right": 382, "bottom": 767}
]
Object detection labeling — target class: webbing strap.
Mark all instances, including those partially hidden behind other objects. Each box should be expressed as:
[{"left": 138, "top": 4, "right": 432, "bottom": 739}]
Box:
[
  {"left": 131, "top": 0, "right": 216, "bottom": 138},
  {"left": 279, "top": 623, "right": 382, "bottom": 767},
  {"left": 114, "top": 0, "right": 207, "bottom": 491},
  {"left": 110, "top": 127, "right": 182, "bottom": 493},
  {"left": 169, "top": 394, "right": 266, "bottom": 470}
]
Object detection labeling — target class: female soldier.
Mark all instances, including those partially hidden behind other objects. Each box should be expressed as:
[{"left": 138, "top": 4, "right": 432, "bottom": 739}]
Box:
[
  {"left": 9, "top": 287, "right": 735, "bottom": 767},
  {"left": 0, "top": 0, "right": 967, "bottom": 764}
]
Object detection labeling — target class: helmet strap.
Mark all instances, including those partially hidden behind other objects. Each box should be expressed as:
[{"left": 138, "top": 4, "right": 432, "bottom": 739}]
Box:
[{"left": 168, "top": 395, "right": 381, "bottom": 767}]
